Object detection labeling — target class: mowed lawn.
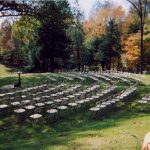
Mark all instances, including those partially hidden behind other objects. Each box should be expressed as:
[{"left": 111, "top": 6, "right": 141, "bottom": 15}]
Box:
[
  {"left": 0, "top": 105, "right": 150, "bottom": 150},
  {"left": 0, "top": 64, "right": 150, "bottom": 150},
  {"left": 0, "top": 64, "right": 16, "bottom": 77}
]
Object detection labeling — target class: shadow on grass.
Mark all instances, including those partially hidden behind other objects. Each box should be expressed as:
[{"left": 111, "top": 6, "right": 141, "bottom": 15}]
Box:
[
  {"left": 6, "top": 67, "right": 17, "bottom": 73},
  {"left": 0, "top": 104, "right": 147, "bottom": 150},
  {"left": 0, "top": 78, "right": 149, "bottom": 150},
  {"left": 0, "top": 77, "right": 17, "bottom": 87}
]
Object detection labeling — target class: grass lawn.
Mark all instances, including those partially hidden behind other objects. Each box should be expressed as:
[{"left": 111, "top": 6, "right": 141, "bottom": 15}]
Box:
[
  {"left": 0, "top": 64, "right": 16, "bottom": 77},
  {"left": 131, "top": 74, "right": 150, "bottom": 85},
  {"left": 0, "top": 110, "right": 150, "bottom": 150},
  {"left": 0, "top": 64, "right": 150, "bottom": 150}
]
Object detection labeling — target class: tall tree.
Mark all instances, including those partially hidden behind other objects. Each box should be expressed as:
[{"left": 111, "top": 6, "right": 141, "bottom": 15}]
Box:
[
  {"left": 69, "top": 0, "right": 84, "bottom": 71},
  {"left": 37, "top": 0, "right": 73, "bottom": 72},
  {"left": 127, "top": 0, "right": 150, "bottom": 73},
  {"left": 123, "top": 33, "right": 140, "bottom": 72},
  {"left": 83, "top": 4, "right": 125, "bottom": 38},
  {"left": 105, "top": 19, "right": 122, "bottom": 71},
  {"left": 0, "top": 19, "right": 13, "bottom": 63},
  {"left": 0, "top": 19, "right": 12, "bottom": 50},
  {"left": 83, "top": 19, "right": 122, "bottom": 71},
  {"left": 11, "top": 16, "right": 40, "bottom": 68}
]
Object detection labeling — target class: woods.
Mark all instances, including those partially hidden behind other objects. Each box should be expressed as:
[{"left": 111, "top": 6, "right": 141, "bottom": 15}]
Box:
[
  {"left": 0, "top": 0, "right": 150, "bottom": 73},
  {"left": 0, "top": 1, "right": 150, "bottom": 150}
]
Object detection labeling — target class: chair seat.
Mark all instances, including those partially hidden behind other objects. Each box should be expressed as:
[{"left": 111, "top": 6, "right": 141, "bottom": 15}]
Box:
[
  {"left": 25, "top": 105, "right": 35, "bottom": 110},
  {"left": 99, "top": 105, "right": 106, "bottom": 108},
  {"left": 139, "top": 101, "right": 148, "bottom": 104},
  {"left": 22, "top": 100, "right": 30, "bottom": 104},
  {"left": 61, "top": 97, "right": 69, "bottom": 101},
  {"left": 90, "top": 107, "right": 100, "bottom": 112},
  {"left": 57, "top": 106, "right": 68, "bottom": 110},
  {"left": 43, "top": 90, "right": 50, "bottom": 93},
  {"left": 91, "top": 96, "right": 99, "bottom": 99},
  {"left": 33, "top": 97, "right": 40, "bottom": 101},
  {"left": 35, "top": 103, "right": 45, "bottom": 107},
  {"left": 77, "top": 100, "right": 85, "bottom": 104},
  {"left": 45, "top": 101, "right": 54, "bottom": 105},
  {"left": 0, "top": 104, "right": 8, "bottom": 109},
  {"left": 42, "top": 96, "right": 50, "bottom": 98},
  {"left": 21, "top": 95, "right": 27, "bottom": 98},
  {"left": 11, "top": 101, "right": 20, "bottom": 106},
  {"left": 30, "top": 114, "right": 42, "bottom": 119},
  {"left": 54, "top": 99, "right": 62, "bottom": 103},
  {"left": 47, "top": 109, "right": 58, "bottom": 114},
  {"left": 73, "top": 93, "right": 81, "bottom": 96},
  {"left": 89, "top": 97, "right": 94, "bottom": 101},
  {"left": 14, "top": 108, "right": 25, "bottom": 113},
  {"left": 68, "top": 103, "right": 78, "bottom": 107},
  {"left": 51, "top": 94, "right": 57, "bottom": 97},
  {"left": 84, "top": 99, "right": 90, "bottom": 102}
]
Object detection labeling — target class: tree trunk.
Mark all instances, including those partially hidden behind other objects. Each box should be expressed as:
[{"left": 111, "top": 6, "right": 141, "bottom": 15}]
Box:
[
  {"left": 140, "top": 19, "right": 144, "bottom": 74},
  {"left": 77, "top": 48, "right": 80, "bottom": 71},
  {"left": 102, "top": 61, "right": 105, "bottom": 71},
  {"left": 50, "top": 56, "right": 54, "bottom": 73},
  {"left": 117, "top": 56, "right": 120, "bottom": 71},
  {"left": 108, "top": 46, "right": 112, "bottom": 72}
]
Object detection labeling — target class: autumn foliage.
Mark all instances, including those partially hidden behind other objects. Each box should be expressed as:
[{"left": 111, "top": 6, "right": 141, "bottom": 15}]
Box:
[{"left": 123, "top": 33, "right": 140, "bottom": 70}]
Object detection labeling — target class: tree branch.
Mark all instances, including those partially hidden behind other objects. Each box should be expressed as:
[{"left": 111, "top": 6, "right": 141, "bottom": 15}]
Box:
[{"left": 126, "top": 0, "right": 142, "bottom": 17}]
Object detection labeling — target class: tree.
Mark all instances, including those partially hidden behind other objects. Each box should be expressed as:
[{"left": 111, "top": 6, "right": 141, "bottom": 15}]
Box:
[
  {"left": 68, "top": 0, "right": 84, "bottom": 71},
  {"left": 143, "top": 18, "right": 150, "bottom": 71},
  {"left": 0, "top": 19, "right": 13, "bottom": 63},
  {"left": 11, "top": 16, "right": 40, "bottom": 68},
  {"left": 123, "top": 33, "right": 140, "bottom": 72},
  {"left": 37, "top": 0, "right": 73, "bottom": 72},
  {"left": 83, "top": 4, "right": 125, "bottom": 38},
  {"left": 0, "top": 19, "right": 12, "bottom": 48},
  {"left": 127, "top": 0, "right": 150, "bottom": 73},
  {"left": 0, "top": 0, "right": 44, "bottom": 20},
  {"left": 83, "top": 19, "right": 122, "bottom": 71},
  {"left": 83, "top": 35, "right": 96, "bottom": 67},
  {"left": 105, "top": 19, "right": 122, "bottom": 71}
]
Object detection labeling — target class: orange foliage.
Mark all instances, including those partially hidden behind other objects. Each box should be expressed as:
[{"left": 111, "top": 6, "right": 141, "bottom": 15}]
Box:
[
  {"left": 123, "top": 33, "right": 140, "bottom": 69},
  {"left": 83, "top": 17, "right": 95, "bottom": 36},
  {"left": 121, "top": 13, "right": 139, "bottom": 35},
  {"left": 83, "top": 5, "right": 125, "bottom": 37}
]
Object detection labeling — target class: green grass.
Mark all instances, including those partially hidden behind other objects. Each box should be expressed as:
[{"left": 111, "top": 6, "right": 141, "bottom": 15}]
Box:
[
  {"left": 0, "top": 64, "right": 17, "bottom": 77},
  {"left": 0, "top": 84, "right": 149, "bottom": 150},
  {"left": 0, "top": 102, "right": 150, "bottom": 150},
  {"left": 130, "top": 74, "right": 150, "bottom": 85},
  {"left": 0, "top": 64, "right": 150, "bottom": 149}
]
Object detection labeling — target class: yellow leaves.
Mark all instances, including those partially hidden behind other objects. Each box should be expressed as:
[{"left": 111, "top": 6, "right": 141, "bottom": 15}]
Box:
[
  {"left": 123, "top": 33, "right": 140, "bottom": 69},
  {"left": 83, "top": 5, "right": 125, "bottom": 38},
  {"left": 96, "top": 5, "right": 125, "bottom": 22},
  {"left": 83, "top": 17, "right": 95, "bottom": 35}
]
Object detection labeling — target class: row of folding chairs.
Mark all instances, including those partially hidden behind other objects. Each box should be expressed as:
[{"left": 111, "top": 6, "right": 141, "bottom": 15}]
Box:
[
  {"left": 90, "top": 85, "right": 137, "bottom": 114},
  {"left": 26, "top": 84, "right": 116, "bottom": 123},
  {"left": 0, "top": 83, "right": 99, "bottom": 122},
  {"left": 139, "top": 93, "right": 150, "bottom": 104}
]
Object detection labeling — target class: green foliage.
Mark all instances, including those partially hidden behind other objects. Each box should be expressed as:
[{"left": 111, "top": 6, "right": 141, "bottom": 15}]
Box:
[
  {"left": 67, "top": 26, "right": 84, "bottom": 69},
  {"left": 83, "top": 19, "right": 122, "bottom": 70},
  {"left": 144, "top": 18, "right": 150, "bottom": 41},
  {"left": 11, "top": 17, "right": 40, "bottom": 68},
  {"left": 37, "top": 0, "right": 73, "bottom": 72},
  {"left": 0, "top": 19, "right": 12, "bottom": 50},
  {"left": 82, "top": 36, "right": 95, "bottom": 65},
  {"left": 128, "top": 14, "right": 140, "bottom": 34},
  {"left": 106, "top": 19, "right": 122, "bottom": 57},
  {"left": 0, "top": 19, "right": 12, "bottom": 63},
  {"left": 0, "top": 73, "right": 149, "bottom": 150}
]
